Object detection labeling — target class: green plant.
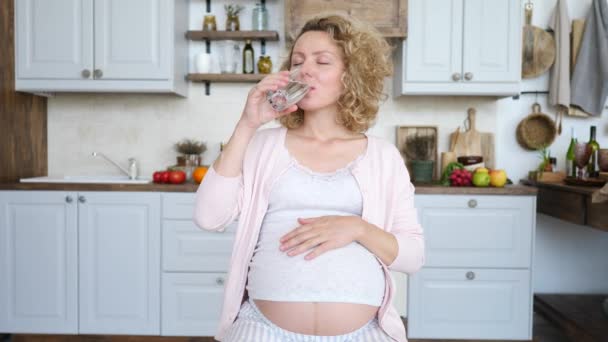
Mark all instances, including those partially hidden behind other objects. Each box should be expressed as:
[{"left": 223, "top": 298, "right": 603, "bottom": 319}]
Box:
[
  {"left": 536, "top": 146, "right": 551, "bottom": 178},
  {"left": 403, "top": 134, "right": 434, "bottom": 161},
  {"left": 224, "top": 4, "right": 244, "bottom": 16},
  {"left": 174, "top": 139, "right": 207, "bottom": 155}
]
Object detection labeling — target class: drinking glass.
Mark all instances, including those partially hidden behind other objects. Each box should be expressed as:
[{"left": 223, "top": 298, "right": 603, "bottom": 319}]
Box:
[
  {"left": 266, "top": 67, "right": 310, "bottom": 111},
  {"left": 574, "top": 142, "right": 592, "bottom": 179}
]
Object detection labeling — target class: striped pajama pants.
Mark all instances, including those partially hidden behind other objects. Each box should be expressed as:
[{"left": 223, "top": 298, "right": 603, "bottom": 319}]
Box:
[{"left": 223, "top": 298, "right": 395, "bottom": 342}]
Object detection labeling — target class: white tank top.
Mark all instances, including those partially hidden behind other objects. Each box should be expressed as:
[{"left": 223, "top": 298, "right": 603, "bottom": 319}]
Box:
[{"left": 246, "top": 155, "right": 385, "bottom": 306}]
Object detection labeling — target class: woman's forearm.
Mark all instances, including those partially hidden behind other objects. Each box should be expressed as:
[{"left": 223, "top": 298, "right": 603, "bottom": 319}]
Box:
[{"left": 356, "top": 221, "right": 399, "bottom": 266}]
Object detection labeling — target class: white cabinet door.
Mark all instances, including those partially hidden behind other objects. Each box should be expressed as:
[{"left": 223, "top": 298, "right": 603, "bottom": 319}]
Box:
[
  {"left": 0, "top": 191, "right": 78, "bottom": 334},
  {"left": 414, "top": 195, "right": 535, "bottom": 268},
  {"left": 462, "top": 0, "right": 521, "bottom": 83},
  {"left": 408, "top": 268, "right": 531, "bottom": 340},
  {"left": 161, "top": 273, "right": 227, "bottom": 336},
  {"left": 78, "top": 192, "right": 160, "bottom": 335},
  {"left": 15, "top": 0, "right": 93, "bottom": 80},
  {"left": 94, "top": 0, "right": 170, "bottom": 80},
  {"left": 405, "top": 0, "right": 463, "bottom": 82}
]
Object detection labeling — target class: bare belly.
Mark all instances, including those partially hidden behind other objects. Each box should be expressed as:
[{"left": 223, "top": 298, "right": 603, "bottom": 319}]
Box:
[{"left": 253, "top": 299, "right": 379, "bottom": 335}]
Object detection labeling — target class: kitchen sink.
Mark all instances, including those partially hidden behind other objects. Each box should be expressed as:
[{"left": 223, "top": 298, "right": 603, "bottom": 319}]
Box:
[{"left": 20, "top": 175, "right": 152, "bottom": 184}]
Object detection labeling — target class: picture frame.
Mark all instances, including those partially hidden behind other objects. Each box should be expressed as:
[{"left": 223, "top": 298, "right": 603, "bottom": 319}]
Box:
[{"left": 396, "top": 126, "right": 439, "bottom": 182}]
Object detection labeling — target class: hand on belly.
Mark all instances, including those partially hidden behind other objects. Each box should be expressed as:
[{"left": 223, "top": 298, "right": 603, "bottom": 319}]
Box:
[
  {"left": 279, "top": 215, "right": 365, "bottom": 260},
  {"left": 253, "top": 300, "right": 379, "bottom": 336}
]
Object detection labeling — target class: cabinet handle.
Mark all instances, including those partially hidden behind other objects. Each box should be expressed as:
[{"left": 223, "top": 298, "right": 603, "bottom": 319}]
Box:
[
  {"left": 464, "top": 72, "right": 473, "bottom": 81},
  {"left": 216, "top": 277, "right": 225, "bottom": 286},
  {"left": 468, "top": 199, "right": 477, "bottom": 208},
  {"left": 94, "top": 69, "right": 103, "bottom": 79},
  {"left": 466, "top": 271, "right": 475, "bottom": 280},
  {"left": 81, "top": 69, "right": 91, "bottom": 78},
  {"left": 78, "top": 195, "right": 86, "bottom": 204},
  {"left": 65, "top": 196, "right": 73, "bottom": 203},
  {"left": 451, "top": 72, "right": 462, "bottom": 81}
]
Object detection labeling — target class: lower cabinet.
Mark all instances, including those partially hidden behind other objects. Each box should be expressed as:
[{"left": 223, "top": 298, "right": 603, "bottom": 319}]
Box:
[
  {"left": 160, "top": 193, "right": 236, "bottom": 336},
  {"left": 407, "top": 195, "right": 535, "bottom": 340},
  {"left": 0, "top": 191, "right": 161, "bottom": 335}
]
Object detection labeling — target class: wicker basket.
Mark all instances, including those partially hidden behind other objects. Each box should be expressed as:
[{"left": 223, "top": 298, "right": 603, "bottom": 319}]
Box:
[{"left": 516, "top": 103, "right": 557, "bottom": 150}]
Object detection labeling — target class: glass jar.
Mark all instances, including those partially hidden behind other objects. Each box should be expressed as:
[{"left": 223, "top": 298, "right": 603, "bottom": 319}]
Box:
[
  {"left": 220, "top": 41, "right": 240, "bottom": 73},
  {"left": 257, "top": 55, "right": 272, "bottom": 74},
  {"left": 202, "top": 14, "right": 217, "bottom": 31},
  {"left": 252, "top": 3, "right": 268, "bottom": 31},
  {"left": 226, "top": 14, "right": 240, "bottom": 31}
]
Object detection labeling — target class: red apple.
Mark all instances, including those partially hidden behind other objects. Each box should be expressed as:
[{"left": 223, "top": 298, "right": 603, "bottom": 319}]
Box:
[{"left": 168, "top": 170, "right": 186, "bottom": 184}]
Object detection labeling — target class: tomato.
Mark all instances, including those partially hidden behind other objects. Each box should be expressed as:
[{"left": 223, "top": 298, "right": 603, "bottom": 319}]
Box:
[
  {"left": 161, "top": 171, "right": 170, "bottom": 184},
  {"left": 168, "top": 170, "right": 186, "bottom": 184},
  {"left": 153, "top": 171, "right": 163, "bottom": 183}
]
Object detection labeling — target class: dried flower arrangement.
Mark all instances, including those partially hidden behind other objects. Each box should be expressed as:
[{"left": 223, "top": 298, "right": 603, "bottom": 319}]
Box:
[
  {"left": 174, "top": 139, "right": 207, "bottom": 155},
  {"left": 224, "top": 4, "right": 244, "bottom": 17}
]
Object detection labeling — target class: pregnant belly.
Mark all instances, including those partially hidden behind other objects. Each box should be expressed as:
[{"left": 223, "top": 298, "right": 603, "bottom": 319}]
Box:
[{"left": 253, "top": 299, "right": 379, "bottom": 335}]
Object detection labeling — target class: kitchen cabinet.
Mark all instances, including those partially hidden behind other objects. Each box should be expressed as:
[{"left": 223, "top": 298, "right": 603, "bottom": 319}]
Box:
[
  {"left": 14, "top": 0, "right": 188, "bottom": 96},
  {"left": 0, "top": 191, "right": 160, "bottom": 335},
  {"left": 160, "top": 193, "right": 235, "bottom": 336},
  {"left": 0, "top": 191, "right": 78, "bottom": 334},
  {"left": 394, "top": 0, "right": 521, "bottom": 96},
  {"left": 407, "top": 195, "right": 535, "bottom": 340}
]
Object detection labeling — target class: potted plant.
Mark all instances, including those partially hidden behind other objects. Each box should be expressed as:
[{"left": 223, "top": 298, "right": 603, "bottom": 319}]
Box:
[
  {"left": 224, "top": 4, "right": 243, "bottom": 31},
  {"left": 174, "top": 138, "right": 207, "bottom": 167},
  {"left": 404, "top": 134, "right": 435, "bottom": 183}
]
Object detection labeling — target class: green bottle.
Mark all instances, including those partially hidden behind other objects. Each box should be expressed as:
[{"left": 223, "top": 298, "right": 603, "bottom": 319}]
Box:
[
  {"left": 242, "top": 39, "right": 254, "bottom": 74},
  {"left": 587, "top": 126, "right": 600, "bottom": 178},
  {"left": 566, "top": 127, "right": 576, "bottom": 177}
]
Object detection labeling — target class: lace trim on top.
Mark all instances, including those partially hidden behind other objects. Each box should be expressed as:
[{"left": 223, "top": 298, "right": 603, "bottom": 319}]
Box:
[{"left": 289, "top": 152, "right": 365, "bottom": 178}]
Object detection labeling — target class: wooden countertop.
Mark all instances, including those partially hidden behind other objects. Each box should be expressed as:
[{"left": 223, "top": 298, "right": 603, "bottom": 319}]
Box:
[{"left": 0, "top": 181, "right": 537, "bottom": 195}]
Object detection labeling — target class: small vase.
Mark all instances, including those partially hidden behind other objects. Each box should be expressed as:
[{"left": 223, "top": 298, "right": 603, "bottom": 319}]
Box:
[{"left": 226, "top": 14, "right": 240, "bottom": 31}]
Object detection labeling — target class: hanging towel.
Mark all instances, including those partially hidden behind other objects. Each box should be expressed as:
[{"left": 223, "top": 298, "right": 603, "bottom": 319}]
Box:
[
  {"left": 570, "top": 0, "right": 608, "bottom": 116},
  {"left": 548, "top": 0, "right": 571, "bottom": 112}
]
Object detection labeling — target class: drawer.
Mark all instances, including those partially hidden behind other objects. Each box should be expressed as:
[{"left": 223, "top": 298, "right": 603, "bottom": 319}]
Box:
[
  {"left": 414, "top": 195, "right": 535, "bottom": 268},
  {"left": 407, "top": 268, "right": 532, "bottom": 340},
  {"left": 162, "top": 193, "right": 196, "bottom": 219},
  {"left": 162, "top": 220, "right": 236, "bottom": 272},
  {"left": 161, "top": 273, "right": 226, "bottom": 336}
]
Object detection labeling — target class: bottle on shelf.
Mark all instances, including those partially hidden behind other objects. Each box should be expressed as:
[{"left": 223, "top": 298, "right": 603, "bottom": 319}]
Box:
[
  {"left": 243, "top": 39, "right": 255, "bottom": 74},
  {"left": 252, "top": 3, "right": 268, "bottom": 31},
  {"left": 587, "top": 125, "right": 600, "bottom": 178},
  {"left": 566, "top": 127, "right": 576, "bottom": 177}
]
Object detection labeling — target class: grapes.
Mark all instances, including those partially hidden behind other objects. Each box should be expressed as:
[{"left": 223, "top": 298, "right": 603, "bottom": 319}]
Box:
[{"left": 449, "top": 168, "right": 472, "bottom": 186}]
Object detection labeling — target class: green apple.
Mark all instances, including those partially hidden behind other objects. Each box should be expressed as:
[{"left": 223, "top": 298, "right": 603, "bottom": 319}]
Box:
[{"left": 472, "top": 171, "right": 490, "bottom": 187}]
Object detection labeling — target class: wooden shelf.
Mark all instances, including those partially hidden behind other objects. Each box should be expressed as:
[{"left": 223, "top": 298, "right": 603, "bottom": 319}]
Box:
[
  {"left": 534, "top": 294, "right": 608, "bottom": 342},
  {"left": 187, "top": 73, "right": 264, "bottom": 83},
  {"left": 186, "top": 30, "right": 279, "bottom": 41}
]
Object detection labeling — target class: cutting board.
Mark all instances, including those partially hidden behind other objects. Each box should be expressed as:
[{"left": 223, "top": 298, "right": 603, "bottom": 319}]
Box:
[{"left": 449, "top": 108, "right": 495, "bottom": 169}]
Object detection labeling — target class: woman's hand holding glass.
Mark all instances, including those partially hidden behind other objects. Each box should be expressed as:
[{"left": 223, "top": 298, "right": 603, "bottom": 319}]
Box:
[
  {"left": 239, "top": 71, "right": 299, "bottom": 130},
  {"left": 279, "top": 216, "right": 367, "bottom": 260}
]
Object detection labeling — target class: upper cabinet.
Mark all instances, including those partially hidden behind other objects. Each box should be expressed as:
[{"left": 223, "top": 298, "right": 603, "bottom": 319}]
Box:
[
  {"left": 14, "top": 0, "right": 188, "bottom": 96},
  {"left": 394, "top": 0, "right": 521, "bottom": 96},
  {"left": 284, "top": 0, "right": 408, "bottom": 41}
]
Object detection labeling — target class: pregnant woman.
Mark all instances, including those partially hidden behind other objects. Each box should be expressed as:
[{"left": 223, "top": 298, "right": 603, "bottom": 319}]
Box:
[{"left": 194, "top": 14, "right": 425, "bottom": 342}]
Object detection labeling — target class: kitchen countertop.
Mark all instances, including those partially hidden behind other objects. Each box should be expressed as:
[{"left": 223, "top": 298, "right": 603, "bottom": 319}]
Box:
[{"left": 0, "top": 181, "right": 537, "bottom": 195}]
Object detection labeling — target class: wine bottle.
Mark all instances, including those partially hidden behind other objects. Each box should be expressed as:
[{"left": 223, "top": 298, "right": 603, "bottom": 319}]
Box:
[
  {"left": 587, "top": 126, "right": 600, "bottom": 178},
  {"left": 566, "top": 127, "right": 576, "bottom": 177},
  {"left": 243, "top": 39, "right": 254, "bottom": 74}
]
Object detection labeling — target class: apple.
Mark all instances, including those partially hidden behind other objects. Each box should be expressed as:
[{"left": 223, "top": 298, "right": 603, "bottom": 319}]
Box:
[
  {"left": 168, "top": 170, "right": 186, "bottom": 184},
  {"left": 152, "top": 171, "right": 163, "bottom": 183},
  {"left": 472, "top": 171, "right": 490, "bottom": 187},
  {"left": 474, "top": 167, "right": 489, "bottom": 174},
  {"left": 489, "top": 169, "right": 507, "bottom": 187}
]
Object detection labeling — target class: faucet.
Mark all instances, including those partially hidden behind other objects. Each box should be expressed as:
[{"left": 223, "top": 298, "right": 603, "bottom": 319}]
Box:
[{"left": 92, "top": 152, "right": 138, "bottom": 180}]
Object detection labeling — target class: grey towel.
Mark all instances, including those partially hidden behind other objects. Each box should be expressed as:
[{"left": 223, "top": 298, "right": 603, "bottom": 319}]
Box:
[
  {"left": 570, "top": 0, "right": 608, "bottom": 116},
  {"left": 548, "top": 0, "right": 571, "bottom": 111}
]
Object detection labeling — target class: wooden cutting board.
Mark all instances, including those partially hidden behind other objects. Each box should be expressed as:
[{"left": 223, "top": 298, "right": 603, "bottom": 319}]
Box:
[{"left": 450, "top": 108, "right": 495, "bottom": 169}]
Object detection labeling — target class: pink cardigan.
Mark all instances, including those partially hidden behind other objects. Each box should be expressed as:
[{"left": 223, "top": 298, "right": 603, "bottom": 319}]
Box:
[{"left": 194, "top": 126, "right": 424, "bottom": 342}]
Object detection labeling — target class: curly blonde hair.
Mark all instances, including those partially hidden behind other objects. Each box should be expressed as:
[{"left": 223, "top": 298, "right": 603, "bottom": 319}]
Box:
[{"left": 278, "top": 14, "right": 393, "bottom": 133}]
